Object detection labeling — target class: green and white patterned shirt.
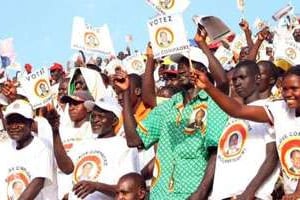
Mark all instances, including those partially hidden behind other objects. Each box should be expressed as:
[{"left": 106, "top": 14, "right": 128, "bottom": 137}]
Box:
[{"left": 137, "top": 90, "right": 228, "bottom": 200}]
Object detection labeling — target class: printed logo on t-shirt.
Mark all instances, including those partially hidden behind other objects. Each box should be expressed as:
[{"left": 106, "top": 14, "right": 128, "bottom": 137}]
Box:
[
  {"left": 184, "top": 103, "right": 207, "bottom": 135},
  {"left": 73, "top": 151, "right": 108, "bottom": 184},
  {"left": 151, "top": 157, "right": 161, "bottom": 188},
  {"left": 278, "top": 136, "right": 300, "bottom": 180},
  {"left": 6, "top": 167, "right": 31, "bottom": 200},
  {"left": 218, "top": 120, "right": 248, "bottom": 162}
]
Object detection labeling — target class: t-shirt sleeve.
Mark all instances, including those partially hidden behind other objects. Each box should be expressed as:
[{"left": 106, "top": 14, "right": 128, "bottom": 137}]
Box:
[
  {"left": 205, "top": 99, "right": 228, "bottom": 149},
  {"left": 263, "top": 100, "right": 284, "bottom": 125},
  {"left": 32, "top": 145, "right": 54, "bottom": 187},
  {"left": 137, "top": 104, "right": 166, "bottom": 150},
  {"left": 264, "top": 125, "right": 276, "bottom": 144}
]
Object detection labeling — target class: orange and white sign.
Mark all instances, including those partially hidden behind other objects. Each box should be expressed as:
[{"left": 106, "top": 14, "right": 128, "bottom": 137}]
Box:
[
  {"left": 123, "top": 54, "right": 146, "bottom": 75},
  {"left": 20, "top": 67, "right": 53, "bottom": 109},
  {"left": 146, "top": 0, "right": 190, "bottom": 15},
  {"left": 148, "top": 13, "right": 189, "bottom": 58},
  {"left": 71, "top": 16, "right": 115, "bottom": 55},
  {"left": 274, "top": 38, "right": 300, "bottom": 65}
]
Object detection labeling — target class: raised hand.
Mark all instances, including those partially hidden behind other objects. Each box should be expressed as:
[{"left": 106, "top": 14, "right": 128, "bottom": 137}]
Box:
[
  {"left": 112, "top": 70, "right": 130, "bottom": 91},
  {"left": 191, "top": 70, "right": 213, "bottom": 90},
  {"left": 2, "top": 80, "right": 17, "bottom": 103},
  {"left": 258, "top": 27, "right": 270, "bottom": 41},
  {"left": 194, "top": 24, "right": 208, "bottom": 43},
  {"left": 40, "top": 105, "right": 60, "bottom": 133},
  {"left": 239, "top": 19, "right": 250, "bottom": 31},
  {"left": 145, "top": 42, "right": 153, "bottom": 58}
]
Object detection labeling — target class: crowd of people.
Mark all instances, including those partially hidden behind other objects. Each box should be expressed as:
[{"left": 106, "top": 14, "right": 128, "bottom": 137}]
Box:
[{"left": 2, "top": 9, "right": 300, "bottom": 200}]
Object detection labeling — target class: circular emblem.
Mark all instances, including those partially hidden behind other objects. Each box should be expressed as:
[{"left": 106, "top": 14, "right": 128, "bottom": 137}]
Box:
[
  {"left": 285, "top": 47, "right": 296, "bottom": 60},
  {"left": 159, "top": 0, "right": 175, "bottom": 9},
  {"left": 279, "top": 138, "right": 300, "bottom": 179},
  {"left": 34, "top": 79, "right": 50, "bottom": 98},
  {"left": 219, "top": 121, "right": 248, "bottom": 160},
  {"left": 6, "top": 171, "right": 30, "bottom": 200},
  {"left": 84, "top": 32, "right": 100, "bottom": 48},
  {"left": 131, "top": 60, "right": 143, "bottom": 71},
  {"left": 219, "top": 56, "right": 228, "bottom": 65},
  {"left": 155, "top": 27, "right": 174, "bottom": 48},
  {"left": 73, "top": 154, "right": 102, "bottom": 184}
]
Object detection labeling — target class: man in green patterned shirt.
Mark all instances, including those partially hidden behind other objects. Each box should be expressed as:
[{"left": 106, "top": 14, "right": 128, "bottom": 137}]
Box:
[{"left": 113, "top": 26, "right": 229, "bottom": 200}]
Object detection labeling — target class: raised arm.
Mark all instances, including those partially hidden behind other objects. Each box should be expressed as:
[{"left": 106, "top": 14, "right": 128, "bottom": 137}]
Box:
[
  {"left": 113, "top": 71, "right": 144, "bottom": 148},
  {"left": 239, "top": 19, "right": 254, "bottom": 49},
  {"left": 19, "top": 178, "right": 45, "bottom": 200},
  {"left": 44, "top": 108, "right": 74, "bottom": 174},
  {"left": 141, "top": 43, "right": 157, "bottom": 108},
  {"left": 194, "top": 25, "right": 229, "bottom": 94},
  {"left": 247, "top": 27, "right": 270, "bottom": 61},
  {"left": 193, "top": 70, "right": 270, "bottom": 123},
  {"left": 237, "top": 142, "right": 278, "bottom": 199}
]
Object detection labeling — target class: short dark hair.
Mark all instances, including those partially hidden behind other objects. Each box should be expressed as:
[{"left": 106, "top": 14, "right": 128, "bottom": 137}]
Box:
[
  {"left": 284, "top": 65, "right": 300, "bottom": 79},
  {"left": 128, "top": 73, "right": 142, "bottom": 89},
  {"left": 119, "top": 172, "right": 146, "bottom": 190},
  {"left": 257, "top": 60, "right": 278, "bottom": 84},
  {"left": 235, "top": 60, "right": 260, "bottom": 77}
]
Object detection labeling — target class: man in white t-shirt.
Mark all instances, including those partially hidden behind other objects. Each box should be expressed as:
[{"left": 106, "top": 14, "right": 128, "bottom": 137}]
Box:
[
  {"left": 57, "top": 90, "right": 94, "bottom": 198},
  {"left": 1, "top": 99, "right": 54, "bottom": 199},
  {"left": 68, "top": 96, "right": 139, "bottom": 200},
  {"left": 208, "top": 61, "right": 279, "bottom": 200}
]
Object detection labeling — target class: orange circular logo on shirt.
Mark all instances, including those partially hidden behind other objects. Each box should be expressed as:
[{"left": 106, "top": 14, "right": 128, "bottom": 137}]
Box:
[
  {"left": 219, "top": 121, "right": 248, "bottom": 160},
  {"left": 6, "top": 170, "right": 30, "bottom": 200},
  {"left": 279, "top": 137, "right": 300, "bottom": 179},
  {"left": 73, "top": 154, "right": 103, "bottom": 184}
]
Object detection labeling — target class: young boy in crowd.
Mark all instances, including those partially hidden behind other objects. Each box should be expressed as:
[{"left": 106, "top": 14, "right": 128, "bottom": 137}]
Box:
[
  {"left": 203, "top": 60, "right": 279, "bottom": 199},
  {"left": 115, "top": 172, "right": 147, "bottom": 200}
]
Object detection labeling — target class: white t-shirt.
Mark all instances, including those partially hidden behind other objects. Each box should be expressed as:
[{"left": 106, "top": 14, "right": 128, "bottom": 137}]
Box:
[
  {"left": 265, "top": 100, "right": 300, "bottom": 194},
  {"left": 34, "top": 116, "right": 59, "bottom": 200},
  {"left": 57, "top": 121, "right": 93, "bottom": 198},
  {"left": 1, "top": 136, "right": 54, "bottom": 200},
  {"left": 68, "top": 136, "right": 139, "bottom": 200},
  {"left": 210, "top": 99, "right": 279, "bottom": 200},
  {"left": 0, "top": 139, "right": 10, "bottom": 200}
]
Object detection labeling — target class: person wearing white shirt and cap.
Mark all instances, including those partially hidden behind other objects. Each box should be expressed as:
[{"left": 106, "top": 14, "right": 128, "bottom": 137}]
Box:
[{"left": 68, "top": 96, "right": 139, "bottom": 200}]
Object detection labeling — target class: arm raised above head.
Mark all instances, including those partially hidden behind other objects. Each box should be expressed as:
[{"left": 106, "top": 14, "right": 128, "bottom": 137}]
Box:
[{"left": 193, "top": 70, "right": 271, "bottom": 123}]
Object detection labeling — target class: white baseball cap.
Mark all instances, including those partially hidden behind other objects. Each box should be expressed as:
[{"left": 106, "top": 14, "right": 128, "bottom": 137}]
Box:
[
  {"left": 170, "top": 46, "right": 209, "bottom": 67},
  {"left": 4, "top": 99, "right": 34, "bottom": 120},
  {"left": 84, "top": 96, "right": 122, "bottom": 118}
]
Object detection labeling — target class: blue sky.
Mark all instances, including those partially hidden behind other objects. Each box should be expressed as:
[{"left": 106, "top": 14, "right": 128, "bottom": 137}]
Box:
[{"left": 0, "top": 0, "right": 299, "bottom": 70}]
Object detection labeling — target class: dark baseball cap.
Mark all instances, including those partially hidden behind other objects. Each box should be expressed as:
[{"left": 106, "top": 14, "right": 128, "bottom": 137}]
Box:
[{"left": 61, "top": 90, "right": 94, "bottom": 103}]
